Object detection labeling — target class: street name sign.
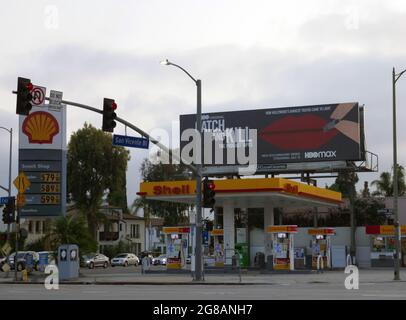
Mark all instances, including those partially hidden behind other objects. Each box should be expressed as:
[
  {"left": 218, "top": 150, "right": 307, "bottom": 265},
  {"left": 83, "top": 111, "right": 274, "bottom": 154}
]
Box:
[
  {"left": 0, "top": 196, "right": 15, "bottom": 205},
  {"left": 112, "top": 134, "right": 149, "bottom": 149}
]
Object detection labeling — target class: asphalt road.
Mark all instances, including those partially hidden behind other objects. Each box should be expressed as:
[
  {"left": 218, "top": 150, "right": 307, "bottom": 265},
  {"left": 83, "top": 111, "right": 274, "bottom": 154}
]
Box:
[{"left": 1, "top": 280, "right": 406, "bottom": 300}]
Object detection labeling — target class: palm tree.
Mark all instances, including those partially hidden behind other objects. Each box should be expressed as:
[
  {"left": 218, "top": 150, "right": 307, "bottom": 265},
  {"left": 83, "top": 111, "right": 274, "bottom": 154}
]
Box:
[
  {"left": 372, "top": 165, "right": 406, "bottom": 196},
  {"left": 372, "top": 172, "right": 392, "bottom": 196}
]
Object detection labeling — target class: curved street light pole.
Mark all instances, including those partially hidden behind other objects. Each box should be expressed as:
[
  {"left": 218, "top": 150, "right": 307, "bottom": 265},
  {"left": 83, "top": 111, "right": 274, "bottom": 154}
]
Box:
[
  {"left": 392, "top": 67, "right": 406, "bottom": 281},
  {"left": 161, "top": 59, "right": 204, "bottom": 281}
]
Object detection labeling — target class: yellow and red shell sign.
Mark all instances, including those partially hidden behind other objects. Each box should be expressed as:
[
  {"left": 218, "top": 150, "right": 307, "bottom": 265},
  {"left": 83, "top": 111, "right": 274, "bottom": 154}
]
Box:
[
  {"left": 138, "top": 178, "right": 342, "bottom": 204},
  {"left": 22, "top": 111, "right": 59, "bottom": 144},
  {"left": 162, "top": 227, "right": 190, "bottom": 234},
  {"left": 308, "top": 228, "right": 335, "bottom": 235},
  {"left": 266, "top": 225, "right": 298, "bottom": 233},
  {"left": 366, "top": 225, "right": 406, "bottom": 235}
]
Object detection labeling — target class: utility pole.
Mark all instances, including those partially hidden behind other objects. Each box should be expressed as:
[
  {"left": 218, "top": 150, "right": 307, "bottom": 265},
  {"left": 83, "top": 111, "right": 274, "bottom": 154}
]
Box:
[{"left": 392, "top": 66, "right": 406, "bottom": 281}]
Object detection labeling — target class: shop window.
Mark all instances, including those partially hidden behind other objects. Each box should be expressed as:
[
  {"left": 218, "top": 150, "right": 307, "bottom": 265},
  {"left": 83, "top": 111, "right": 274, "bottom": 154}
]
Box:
[
  {"left": 28, "top": 221, "right": 33, "bottom": 233},
  {"left": 131, "top": 224, "right": 140, "bottom": 239}
]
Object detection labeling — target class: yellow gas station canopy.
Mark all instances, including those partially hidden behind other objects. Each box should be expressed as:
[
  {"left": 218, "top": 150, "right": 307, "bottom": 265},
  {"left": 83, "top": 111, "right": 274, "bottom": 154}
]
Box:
[{"left": 137, "top": 177, "right": 341, "bottom": 208}]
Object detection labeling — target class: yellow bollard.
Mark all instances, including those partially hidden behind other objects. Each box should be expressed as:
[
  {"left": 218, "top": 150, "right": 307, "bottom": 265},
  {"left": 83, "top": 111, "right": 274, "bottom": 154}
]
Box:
[{"left": 22, "top": 269, "right": 28, "bottom": 281}]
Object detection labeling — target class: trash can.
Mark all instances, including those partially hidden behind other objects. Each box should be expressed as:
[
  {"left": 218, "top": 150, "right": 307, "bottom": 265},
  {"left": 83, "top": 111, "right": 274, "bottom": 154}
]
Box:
[
  {"left": 267, "top": 255, "right": 273, "bottom": 270},
  {"left": 232, "top": 254, "right": 239, "bottom": 268},
  {"left": 254, "top": 252, "right": 265, "bottom": 268}
]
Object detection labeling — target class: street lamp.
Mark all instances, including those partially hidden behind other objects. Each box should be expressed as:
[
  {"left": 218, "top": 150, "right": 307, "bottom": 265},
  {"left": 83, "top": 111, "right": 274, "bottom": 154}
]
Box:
[
  {"left": 161, "top": 59, "right": 204, "bottom": 281},
  {"left": 392, "top": 67, "right": 406, "bottom": 281}
]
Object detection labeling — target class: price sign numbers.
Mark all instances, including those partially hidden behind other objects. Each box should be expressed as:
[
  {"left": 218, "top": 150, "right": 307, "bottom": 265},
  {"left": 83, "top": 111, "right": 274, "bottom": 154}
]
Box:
[
  {"left": 40, "top": 173, "right": 60, "bottom": 183},
  {"left": 40, "top": 195, "right": 60, "bottom": 204}
]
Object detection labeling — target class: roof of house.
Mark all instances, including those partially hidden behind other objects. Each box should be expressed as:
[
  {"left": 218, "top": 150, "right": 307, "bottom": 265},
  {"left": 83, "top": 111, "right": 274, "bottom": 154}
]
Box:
[{"left": 122, "top": 213, "right": 144, "bottom": 221}]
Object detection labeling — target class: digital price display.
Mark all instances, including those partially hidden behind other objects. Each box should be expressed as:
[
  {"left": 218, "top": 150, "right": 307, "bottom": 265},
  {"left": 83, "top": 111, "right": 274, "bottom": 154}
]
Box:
[
  {"left": 40, "top": 184, "right": 60, "bottom": 193},
  {"left": 40, "top": 195, "right": 60, "bottom": 204},
  {"left": 41, "top": 172, "right": 61, "bottom": 183}
]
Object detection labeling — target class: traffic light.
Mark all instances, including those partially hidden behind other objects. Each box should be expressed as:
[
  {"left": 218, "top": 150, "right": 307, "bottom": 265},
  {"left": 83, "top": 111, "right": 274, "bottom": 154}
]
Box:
[
  {"left": 102, "top": 98, "right": 117, "bottom": 132},
  {"left": 16, "top": 77, "right": 33, "bottom": 115},
  {"left": 203, "top": 178, "right": 216, "bottom": 212},
  {"left": 2, "top": 199, "right": 15, "bottom": 224}
]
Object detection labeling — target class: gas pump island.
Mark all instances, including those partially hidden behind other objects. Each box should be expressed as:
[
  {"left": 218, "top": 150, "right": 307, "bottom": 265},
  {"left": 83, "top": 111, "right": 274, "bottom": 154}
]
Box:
[
  {"left": 308, "top": 228, "right": 336, "bottom": 269},
  {"left": 267, "top": 225, "right": 298, "bottom": 271},
  {"left": 162, "top": 227, "right": 190, "bottom": 269}
]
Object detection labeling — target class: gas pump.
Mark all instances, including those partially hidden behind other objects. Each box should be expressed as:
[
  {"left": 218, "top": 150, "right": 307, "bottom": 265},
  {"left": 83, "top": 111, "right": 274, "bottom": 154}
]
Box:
[
  {"left": 209, "top": 229, "right": 224, "bottom": 267},
  {"left": 308, "top": 228, "right": 335, "bottom": 269},
  {"left": 162, "top": 227, "right": 190, "bottom": 269},
  {"left": 266, "top": 225, "right": 298, "bottom": 271}
]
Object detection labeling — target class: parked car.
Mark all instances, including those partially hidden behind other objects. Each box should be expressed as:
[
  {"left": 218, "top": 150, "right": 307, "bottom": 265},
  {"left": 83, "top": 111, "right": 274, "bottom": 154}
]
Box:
[
  {"left": 152, "top": 254, "right": 167, "bottom": 265},
  {"left": 9, "top": 251, "right": 39, "bottom": 271},
  {"left": 81, "top": 253, "right": 109, "bottom": 269},
  {"left": 111, "top": 253, "right": 139, "bottom": 267}
]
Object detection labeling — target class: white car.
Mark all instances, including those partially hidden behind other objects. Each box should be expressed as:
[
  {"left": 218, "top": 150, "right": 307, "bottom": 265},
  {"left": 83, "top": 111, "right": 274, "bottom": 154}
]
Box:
[
  {"left": 152, "top": 254, "right": 167, "bottom": 265},
  {"left": 111, "top": 253, "right": 139, "bottom": 267}
]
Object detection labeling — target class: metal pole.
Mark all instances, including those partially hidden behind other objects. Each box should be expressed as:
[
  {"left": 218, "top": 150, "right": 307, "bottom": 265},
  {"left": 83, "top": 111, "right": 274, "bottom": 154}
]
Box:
[
  {"left": 14, "top": 206, "right": 19, "bottom": 281},
  {"left": 392, "top": 67, "right": 401, "bottom": 280},
  {"left": 7, "top": 129, "right": 12, "bottom": 240},
  {"left": 6, "top": 129, "right": 12, "bottom": 279},
  {"left": 195, "top": 79, "right": 203, "bottom": 281},
  {"left": 41, "top": 96, "right": 198, "bottom": 176}
]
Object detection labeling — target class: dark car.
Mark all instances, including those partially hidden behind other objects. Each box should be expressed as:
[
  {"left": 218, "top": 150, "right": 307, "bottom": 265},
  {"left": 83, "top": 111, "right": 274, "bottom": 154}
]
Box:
[{"left": 9, "top": 251, "right": 39, "bottom": 271}]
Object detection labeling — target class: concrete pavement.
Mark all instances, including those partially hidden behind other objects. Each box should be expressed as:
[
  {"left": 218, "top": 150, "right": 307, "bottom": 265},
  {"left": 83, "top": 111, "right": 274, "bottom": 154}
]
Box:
[{"left": 1, "top": 268, "right": 406, "bottom": 286}]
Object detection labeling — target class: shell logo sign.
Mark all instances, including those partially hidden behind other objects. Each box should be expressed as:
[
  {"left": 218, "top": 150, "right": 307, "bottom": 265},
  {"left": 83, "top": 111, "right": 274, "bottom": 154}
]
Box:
[{"left": 22, "top": 111, "right": 59, "bottom": 144}]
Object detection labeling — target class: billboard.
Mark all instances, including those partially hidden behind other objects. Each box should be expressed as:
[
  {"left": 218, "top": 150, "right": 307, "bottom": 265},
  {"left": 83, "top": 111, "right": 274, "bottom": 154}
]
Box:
[
  {"left": 179, "top": 102, "right": 364, "bottom": 170},
  {"left": 19, "top": 102, "right": 67, "bottom": 217}
]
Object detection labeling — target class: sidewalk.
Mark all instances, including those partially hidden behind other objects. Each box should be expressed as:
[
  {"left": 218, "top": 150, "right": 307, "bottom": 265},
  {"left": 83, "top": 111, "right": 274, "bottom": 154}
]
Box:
[{"left": 1, "top": 269, "right": 406, "bottom": 285}]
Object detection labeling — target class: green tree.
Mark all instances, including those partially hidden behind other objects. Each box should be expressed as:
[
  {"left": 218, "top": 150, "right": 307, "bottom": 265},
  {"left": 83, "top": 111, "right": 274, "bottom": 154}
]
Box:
[
  {"left": 67, "top": 123, "right": 130, "bottom": 239},
  {"left": 131, "top": 157, "right": 192, "bottom": 226},
  {"left": 328, "top": 170, "right": 358, "bottom": 256},
  {"left": 354, "top": 197, "right": 386, "bottom": 226},
  {"left": 25, "top": 215, "right": 97, "bottom": 255},
  {"left": 371, "top": 165, "right": 406, "bottom": 196}
]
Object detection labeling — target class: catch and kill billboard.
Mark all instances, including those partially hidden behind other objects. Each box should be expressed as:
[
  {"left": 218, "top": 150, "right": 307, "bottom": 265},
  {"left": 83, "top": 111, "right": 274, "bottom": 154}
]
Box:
[
  {"left": 19, "top": 101, "right": 67, "bottom": 217},
  {"left": 179, "top": 102, "right": 365, "bottom": 170}
]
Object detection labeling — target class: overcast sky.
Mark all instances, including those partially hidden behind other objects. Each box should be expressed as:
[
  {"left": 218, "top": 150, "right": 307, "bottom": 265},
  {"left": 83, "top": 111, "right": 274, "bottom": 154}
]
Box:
[{"left": 1, "top": 0, "right": 406, "bottom": 209}]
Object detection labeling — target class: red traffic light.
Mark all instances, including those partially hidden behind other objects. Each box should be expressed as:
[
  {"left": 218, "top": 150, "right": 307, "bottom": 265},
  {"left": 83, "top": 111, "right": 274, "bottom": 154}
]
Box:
[
  {"left": 26, "top": 82, "right": 33, "bottom": 91},
  {"left": 112, "top": 102, "right": 117, "bottom": 110},
  {"left": 209, "top": 182, "right": 215, "bottom": 190}
]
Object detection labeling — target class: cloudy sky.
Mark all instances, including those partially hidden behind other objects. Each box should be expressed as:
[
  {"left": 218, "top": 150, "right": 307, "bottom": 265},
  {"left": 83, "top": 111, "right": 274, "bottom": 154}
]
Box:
[{"left": 1, "top": 0, "right": 406, "bottom": 209}]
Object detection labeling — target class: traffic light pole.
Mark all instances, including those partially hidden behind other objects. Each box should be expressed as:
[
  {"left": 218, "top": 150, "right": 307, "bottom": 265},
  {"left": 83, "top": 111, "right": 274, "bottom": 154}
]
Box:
[
  {"left": 195, "top": 80, "right": 203, "bottom": 281},
  {"left": 40, "top": 96, "right": 198, "bottom": 176}
]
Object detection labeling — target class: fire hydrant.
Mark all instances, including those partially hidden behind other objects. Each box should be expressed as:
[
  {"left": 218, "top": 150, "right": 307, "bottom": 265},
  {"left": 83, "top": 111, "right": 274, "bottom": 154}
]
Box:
[{"left": 22, "top": 269, "right": 28, "bottom": 281}]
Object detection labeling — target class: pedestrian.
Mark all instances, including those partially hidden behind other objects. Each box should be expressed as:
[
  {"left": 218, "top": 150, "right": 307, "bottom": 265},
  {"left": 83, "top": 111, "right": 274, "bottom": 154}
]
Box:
[{"left": 141, "top": 255, "right": 150, "bottom": 274}]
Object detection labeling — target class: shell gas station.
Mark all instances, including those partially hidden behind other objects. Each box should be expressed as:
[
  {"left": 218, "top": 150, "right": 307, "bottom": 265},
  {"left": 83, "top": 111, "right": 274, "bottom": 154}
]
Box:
[
  {"left": 137, "top": 102, "right": 380, "bottom": 271},
  {"left": 138, "top": 177, "right": 342, "bottom": 271}
]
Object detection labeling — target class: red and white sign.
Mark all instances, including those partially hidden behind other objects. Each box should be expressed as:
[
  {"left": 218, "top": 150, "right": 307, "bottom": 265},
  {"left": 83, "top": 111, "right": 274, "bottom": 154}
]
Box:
[{"left": 31, "top": 86, "right": 46, "bottom": 106}]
